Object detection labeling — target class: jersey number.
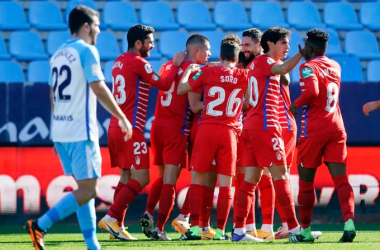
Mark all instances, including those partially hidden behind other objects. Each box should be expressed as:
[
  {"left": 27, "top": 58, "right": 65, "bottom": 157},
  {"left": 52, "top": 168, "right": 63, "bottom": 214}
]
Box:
[
  {"left": 161, "top": 82, "right": 175, "bottom": 107},
  {"left": 248, "top": 76, "right": 259, "bottom": 107},
  {"left": 133, "top": 142, "right": 147, "bottom": 155},
  {"left": 271, "top": 138, "right": 284, "bottom": 151},
  {"left": 206, "top": 86, "right": 242, "bottom": 117},
  {"left": 52, "top": 65, "right": 72, "bottom": 102},
  {"left": 325, "top": 82, "right": 339, "bottom": 113},
  {"left": 112, "top": 75, "right": 126, "bottom": 105}
]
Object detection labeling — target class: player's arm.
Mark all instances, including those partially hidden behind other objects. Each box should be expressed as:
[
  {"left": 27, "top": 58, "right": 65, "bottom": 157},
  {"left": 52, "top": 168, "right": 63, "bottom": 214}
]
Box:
[
  {"left": 90, "top": 80, "right": 132, "bottom": 141},
  {"left": 178, "top": 64, "right": 200, "bottom": 95},
  {"left": 271, "top": 44, "right": 304, "bottom": 75},
  {"left": 280, "top": 73, "right": 290, "bottom": 86},
  {"left": 363, "top": 100, "right": 380, "bottom": 116},
  {"left": 49, "top": 87, "right": 54, "bottom": 112},
  {"left": 188, "top": 92, "right": 203, "bottom": 113}
]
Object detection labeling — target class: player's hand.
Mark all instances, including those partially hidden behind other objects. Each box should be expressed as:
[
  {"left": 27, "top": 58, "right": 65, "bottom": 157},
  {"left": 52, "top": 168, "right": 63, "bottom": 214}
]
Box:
[
  {"left": 363, "top": 101, "right": 379, "bottom": 116},
  {"left": 298, "top": 44, "right": 306, "bottom": 58},
  {"left": 118, "top": 118, "right": 133, "bottom": 141},
  {"left": 208, "top": 61, "right": 220, "bottom": 67},
  {"left": 289, "top": 103, "right": 298, "bottom": 116},
  {"left": 173, "top": 50, "right": 187, "bottom": 66},
  {"left": 186, "top": 64, "right": 200, "bottom": 73}
]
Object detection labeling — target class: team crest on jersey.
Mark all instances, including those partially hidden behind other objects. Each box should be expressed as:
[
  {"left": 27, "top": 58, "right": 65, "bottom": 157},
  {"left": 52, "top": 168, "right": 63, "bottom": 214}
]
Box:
[
  {"left": 192, "top": 71, "right": 202, "bottom": 80},
  {"left": 276, "top": 152, "right": 282, "bottom": 161},
  {"left": 301, "top": 67, "right": 315, "bottom": 79},
  {"left": 249, "top": 62, "right": 254, "bottom": 70},
  {"left": 267, "top": 58, "right": 275, "bottom": 65},
  {"left": 145, "top": 63, "right": 153, "bottom": 74},
  {"left": 212, "top": 159, "right": 216, "bottom": 166},
  {"left": 91, "top": 63, "right": 102, "bottom": 77},
  {"left": 135, "top": 156, "right": 140, "bottom": 165}
]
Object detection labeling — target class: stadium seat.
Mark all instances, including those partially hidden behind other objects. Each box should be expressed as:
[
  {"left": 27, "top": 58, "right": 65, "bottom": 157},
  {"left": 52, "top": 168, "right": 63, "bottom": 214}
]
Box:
[
  {"left": 177, "top": 2, "right": 216, "bottom": 31},
  {"left": 159, "top": 31, "right": 188, "bottom": 59},
  {"left": 47, "top": 31, "right": 71, "bottom": 56},
  {"left": 148, "top": 60, "right": 166, "bottom": 73},
  {"left": 140, "top": 2, "right": 179, "bottom": 31},
  {"left": 347, "top": 0, "right": 376, "bottom": 2},
  {"left": 104, "top": 60, "right": 114, "bottom": 84},
  {"left": 103, "top": 2, "right": 137, "bottom": 31},
  {"left": 345, "top": 31, "right": 380, "bottom": 60},
  {"left": 29, "top": 2, "right": 67, "bottom": 30},
  {"left": 287, "top": 2, "right": 325, "bottom": 30},
  {"left": 0, "top": 61, "right": 25, "bottom": 83},
  {"left": 0, "top": 2, "right": 30, "bottom": 30},
  {"left": 95, "top": 32, "right": 120, "bottom": 61},
  {"left": 9, "top": 31, "right": 48, "bottom": 61},
  {"left": 360, "top": 3, "right": 380, "bottom": 31},
  {"left": 332, "top": 55, "right": 364, "bottom": 82},
  {"left": 324, "top": 3, "right": 363, "bottom": 30},
  {"left": 27, "top": 60, "right": 50, "bottom": 84},
  {"left": 287, "top": 31, "right": 304, "bottom": 58},
  {"left": 199, "top": 31, "right": 226, "bottom": 61},
  {"left": 66, "top": 0, "right": 99, "bottom": 22},
  {"left": 214, "top": 2, "right": 251, "bottom": 30},
  {"left": 0, "top": 35, "right": 10, "bottom": 60},
  {"left": 121, "top": 33, "right": 161, "bottom": 60},
  {"left": 366, "top": 60, "right": 380, "bottom": 82},
  {"left": 319, "top": 28, "right": 344, "bottom": 56},
  {"left": 250, "top": 2, "right": 289, "bottom": 30}
]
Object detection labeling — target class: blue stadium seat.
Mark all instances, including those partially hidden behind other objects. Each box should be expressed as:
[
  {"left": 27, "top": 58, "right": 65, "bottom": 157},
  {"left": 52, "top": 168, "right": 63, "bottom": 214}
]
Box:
[
  {"left": 250, "top": 2, "right": 289, "bottom": 30},
  {"left": 360, "top": 3, "right": 380, "bottom": 31},
  {"left": 140, "top": 2, "right": 179, "bottom": 31},
  {"left": 103, "top": 2, "right": 137, "bottom": 31},
  {"left": 177, "top": 2, "right": 216, "bottom": 31},
  {"left": 290, "top": 60, "right": 305, "bottom": 83},
  {"left": 214, "top": 2, "right": 251, "bottom": 30},
  {"left": 311, "top": 0, "right": 339, "bottom": 2},
  {"left": 0, "top": 2, "right": 30, "bottom": 30},
  {"left": 367, "top": 60, "right": 380, "bottom": 82},
  {"left": 199, "top": 31, "right": 226, "bottom": 61},
  {"left": 347, "top": 0, "right": 376, "bottom": 2},
  {"left": 287, "top": 2, "right": 325, "bottom": 30},
  {"left": 0, "top": 35, "right": 10, "bottom": 60},
  {"left": 95, "top": 32, "right": 120, "bottom": 61},
  {"left": 9, "top": 31, "right": 48, "bottom": 61},
  {"left": 104, "top": 60, "right": 114, "bottom": 84},
  {"left": 319, "top": 28, "right": 344, "bottom": 56},
  {"left": 29, "top": 2, "right": 67, "bottom": 30},
  {"left": 287, "top": 31, "right": 304, "bottom": 58},
  {"left": 0, "top": 61, "right": 25, "bottom": 83},
  {"left": 345, "top": 31, "right": 380, "bottom": 60},
  {"left": 324, "top": 3, "right": 363, "bottom": 30},
  {"left": 27, "top": 60, "right": 50, "bottom": 84},
  {"left": 148, "top": 60, "right": 166, "bottom": 73},
  {"left": 331, "top": 55, "right": 364, "bottom": 82},
  {"left": 121, "top": 33, "right": 161, "bottom": 60},
  {"left": 47, "top": 31, "right": 71, "bottom": 56},
  {"left": 159, "top": 31, "right": 188, "bottom": 59},
  {"left": 66, "top": 0, "right": 98, "bottom": 21}
]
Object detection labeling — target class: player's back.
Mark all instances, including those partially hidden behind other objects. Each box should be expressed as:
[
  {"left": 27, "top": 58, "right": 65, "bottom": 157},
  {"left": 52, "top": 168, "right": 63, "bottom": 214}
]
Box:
[{"left": 299, "top": 56, "right": 345, "bottom": 137}]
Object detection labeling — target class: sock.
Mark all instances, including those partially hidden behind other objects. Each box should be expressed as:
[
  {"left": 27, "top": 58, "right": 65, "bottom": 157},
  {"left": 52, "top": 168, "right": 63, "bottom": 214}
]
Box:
[
  {"left": 258, "top": 175, "right": 275, "bottom": 225},
  {"left": 234, "top": 228, "right": 246, "bottom": 236},
  {"left": 199, "top": 186, "right": 214, "bottom": 227},
  {"left": 233, "top": 173, "right": 245, "bottom": 226},
  {"left": 246, "top": 198, "right": 255, "bottom": 225},
  {"left": 261, "top": 224, "right": 273, "bottom": 232},
  {"left": 156, "top": 184, "right": 175, "bottom": 231},
  {"left": 38, "top": 193, "right": 79, "bottom": 231},
  {"left": 235, "top": 181, "right": 256, "bottom": 229},
  {"left": 188, "top": 184, "right": 202, "bottom": 227},
  {"left": 76, "top": 199, "right": 100, "bottom": 250},
  {"left": 298, "top": 180, "right": 316, "bottom": 229},
  {"left": 273, "top": 179, "right": 299, "bottom": 230},
  {"left": 108, "top": 179, "right": 142, "bottom": 221},
  {"left": 217, "top": 186, "right": 232, "bottom": 231},
  {"left": 180, "top": 191, "right": 190, "bottom": 217},
  {"left": 246, "top": 223, "right": 256, "bottom": 232},
  {"left": 333, "top": 175, "right": 355, "bottom": 222},
  {"left": 275, "top": 198, "right": 287, "bottom": 224},
  {"left": 178, "top": 214, "right": 188, "bottom": 223},
  {"left": 113, "top": 182, "right": 126, "bottom": 227},
  {"left": 146, "top": 177, "right": 163, "bottom": 216}
]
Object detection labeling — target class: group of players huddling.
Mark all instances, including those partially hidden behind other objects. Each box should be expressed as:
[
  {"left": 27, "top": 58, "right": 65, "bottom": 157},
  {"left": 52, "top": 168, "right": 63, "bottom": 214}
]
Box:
[{"left": 24, "top": 6, "right": 357, "bottom": 250}]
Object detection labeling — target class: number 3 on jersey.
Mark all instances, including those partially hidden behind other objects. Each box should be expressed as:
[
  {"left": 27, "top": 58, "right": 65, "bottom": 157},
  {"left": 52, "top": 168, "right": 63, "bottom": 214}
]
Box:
[
  {"left": 161, "top": 82, "right": 175, "bottom": 107},
  {"left": 206, "top": 86, "right": 242, "bottom": 117},
  {"left": 112, "top": 75, "right": 126, "bottom": 105}
]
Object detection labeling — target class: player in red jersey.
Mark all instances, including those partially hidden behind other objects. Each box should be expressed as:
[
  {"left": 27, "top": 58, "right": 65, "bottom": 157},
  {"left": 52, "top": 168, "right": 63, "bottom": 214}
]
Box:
[
  {"left": 98, "top": 24, "right": 186, "bottom": 240},
  {"left": 139, "top": 34, "right": 211, "bottom": 241},
  {"left": 289, "top": 29, "right": 355, "bottom": 243},
  {"left": 177, "top": 39, "right": 252, "bottom": 241}
]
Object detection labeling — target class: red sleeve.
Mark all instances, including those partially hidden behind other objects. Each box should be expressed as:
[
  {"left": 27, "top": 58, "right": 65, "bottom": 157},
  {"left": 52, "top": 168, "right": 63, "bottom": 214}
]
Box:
[
  {"left": 260, "top": 56, "right": 276, "bottom": 77},
  {"left": 188, "top": 69, "right": 205, "bottom": 91},
  {"left": 139, "top": 60, "right": 179, "bottom": 91},
  {"left": 294, "top": 66, "right": 319, "bottom": 108}
]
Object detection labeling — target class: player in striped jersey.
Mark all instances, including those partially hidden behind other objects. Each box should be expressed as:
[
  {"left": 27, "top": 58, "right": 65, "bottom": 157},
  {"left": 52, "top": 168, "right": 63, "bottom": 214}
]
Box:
[{"left": 98, "top": 24, "right": 186, "bottom": 240}]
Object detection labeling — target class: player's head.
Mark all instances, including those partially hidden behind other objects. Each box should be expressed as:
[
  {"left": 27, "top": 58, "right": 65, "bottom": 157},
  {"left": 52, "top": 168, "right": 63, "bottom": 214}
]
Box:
[
  {"left": 221, "top": 34, "right": 242, "bottom": 46},
  {"left": 220, "top": 39, "right": 240, "bottom": 63},
  {"left": 237, "top": 51, "right": 249, "bottom": 69},
  {"left": 186, "top": 34, "right": 211, "bottom": 65},
  {"left": 69, "top": 5, "right": 100, "bottom": 45},
  {"left": 261, "top": 27, "right": 291, "bottom": 60},
  {"left": 127, "top": 24, "right": 155, "bottom": 58},
  {"left": 305, "top": 29, "right": 329, "bottom": 60},
  {"left": 242, "top": 28, "right": 262, "bottom": 62}
]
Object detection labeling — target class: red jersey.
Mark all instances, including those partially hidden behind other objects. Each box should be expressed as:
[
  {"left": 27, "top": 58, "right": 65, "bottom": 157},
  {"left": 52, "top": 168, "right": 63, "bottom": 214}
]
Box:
[
  {"left": 244, "top": 54, "right": 287, "bottom": 131},
  {"left": 154, "top": 60, "right": 192, "bottom": 135},
  {"left": 279, "top": 84, "right": 297, "bottom": 131},
  {"left": 188, "top": 66, "right": 248, "bottom": 130},
  {"left": 294, "top": 56, "right": 345, "bottom": 137},
  {"left": 109, "top": 52, "right": 179, "bottom": 132}
]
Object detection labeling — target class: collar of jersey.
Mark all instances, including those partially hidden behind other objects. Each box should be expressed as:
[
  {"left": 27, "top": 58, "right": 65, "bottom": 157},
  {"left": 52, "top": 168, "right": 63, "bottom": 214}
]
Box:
[{"left": 66, "top": 37, "right": 81, "bottom": 44}]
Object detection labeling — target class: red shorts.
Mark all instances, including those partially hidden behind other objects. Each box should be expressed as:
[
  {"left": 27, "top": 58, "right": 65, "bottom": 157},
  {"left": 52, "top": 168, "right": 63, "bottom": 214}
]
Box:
[
  {"left": 297, "top": 130, "right": 347, "bottom": 168},
  {"left": 108, "top": 127, "right": 150, "bottom": 170},
  {"left": 236, "top": 133, "right": 245, "bottom": 167},
  {"left": 243, "top": 129, "right": 286, "bottom": 168},
  {"left": 283, "top": 129, "right": 296, "bottom": 168},
  {"left": 190, "top": 124, "right": 237, "bottom": 176},
  {"left": 150, "top": 124, "right": 187, "bottom": 168}
]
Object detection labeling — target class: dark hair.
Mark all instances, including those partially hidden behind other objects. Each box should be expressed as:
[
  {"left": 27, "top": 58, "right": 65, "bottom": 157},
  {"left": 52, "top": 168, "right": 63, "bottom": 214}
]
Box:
[
  {"left": 242, "top": 28, "right": 262, "bottom": 43},
  {"left": 221, "top": 34, "right": 241, "bottom": 46},
  {"left": 127, "top": 24, "right": 155, "bottom": 50},
  {"left": 220, "top": 40, "right": 240, "bottom": 62},
  {"left": 69, "top": 5, "right": 99, "bottom": 34},
  {"left": 261, "top": 27, "right": 291, "bottom": 53},
  {"left": 237, "top": 51, "right": 249, "bottom": 68},
  {"left": 306, "top": 29, "right": 329, "bottom": 49},
  {"left": 186, "top": 34, "right": 209, "bottom": 47}
]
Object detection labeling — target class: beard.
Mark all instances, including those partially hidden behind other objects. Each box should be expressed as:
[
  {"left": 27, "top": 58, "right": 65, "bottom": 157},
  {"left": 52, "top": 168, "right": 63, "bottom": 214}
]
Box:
[
  {"left": 238, "top": 52, "right": 255, "bottom": 68},
  {"left": 140, "top": 46, "right": 150, "bottom": 58},
  {"left": 89, "top": 29, "right": 96, "bottom": 45}
]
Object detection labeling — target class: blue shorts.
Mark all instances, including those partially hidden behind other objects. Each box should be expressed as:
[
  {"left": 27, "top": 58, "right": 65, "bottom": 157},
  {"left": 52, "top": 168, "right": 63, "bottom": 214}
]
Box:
[{"left": 54, "top": 140, "right": 102, "bottom": 180}]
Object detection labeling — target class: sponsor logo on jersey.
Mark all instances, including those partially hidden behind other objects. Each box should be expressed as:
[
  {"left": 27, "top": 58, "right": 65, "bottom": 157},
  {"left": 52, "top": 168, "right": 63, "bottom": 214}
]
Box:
[
  {"left": 92, "top": 63, "right": 102, "bottom": 77},
  {"left": 267, "top": 58, "right": 275, "bottom": 65},
  {"left": 145, "top": 64, "right": 153, "bottom": 74},
  {"left": 192, "top": 71, "right": 202, "bottom": 80},
  {"left": 301, "top": 67, "right": 315, "bottom": 79}
]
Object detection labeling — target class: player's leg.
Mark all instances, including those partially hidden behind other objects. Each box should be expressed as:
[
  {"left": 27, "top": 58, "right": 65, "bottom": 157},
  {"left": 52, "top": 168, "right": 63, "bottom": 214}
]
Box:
[
  {"left": 213, "top": 174, "right": 233, "bottom": 240},
  {"left": 76, "top": 198, "right": 101, "bottom": 249},
  {"left": 144, "top": 166, "right": 164, "bottom": 219},
  {"left": 257, "top": 168, "right": 275, "bottom": 239},
  {"left": 233, "top": 166, "right": 245, "bottom": 229},
  {"left": 199, "top": 170, "right": 217, "bottom": 237}
]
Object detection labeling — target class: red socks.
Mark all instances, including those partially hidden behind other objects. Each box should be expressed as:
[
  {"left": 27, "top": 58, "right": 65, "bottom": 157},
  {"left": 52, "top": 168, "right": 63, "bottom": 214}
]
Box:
[
  {"left": 188, "top": 184, "right": 202, "bottom": 227},
  {"left": 145, "top": 177, "right": 163, "bottom": 216},
  {"left": 273, "top": 179, "right": 299, "bottom": 230},
  {"left": 333, "top": 175, "right": 355, "bottom": 222},
  {"left": 275, "top": 198, "right": 287, "bottom": 224},
  {"left": 180, "top": 191, "right": 190, "bottom": 217},
  {"left": 233, "top": 174, "right": 245, "bottom": 225},
  {"left": 156, "top": 184, "right": 175, "bottom": 231},
  {"left": 258, "top": 175, "right": 275, "bottom": 225},
  {"left": 298, "top": 180, "right": 316, "bottom": 229},
  {"left": 235, "top": 181, "right": 256, "bottom": 228},
  {"left": 199, "top": 186, "right": 214, "bottom": 227},
  {"left": 217, "top": 187, "right": 232, "bottom": 231}
]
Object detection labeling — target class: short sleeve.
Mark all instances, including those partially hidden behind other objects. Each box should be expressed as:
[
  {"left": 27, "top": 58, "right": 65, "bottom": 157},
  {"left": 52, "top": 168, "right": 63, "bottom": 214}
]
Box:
[
  {"left": 81, "top": 46, "right": 105, "bottom": 84},
  {"left": 188, "top": 70, "right": 205, "bottom": 90},
  {"left": 260, "top": 56, "right": 277, "bottom": 77}
]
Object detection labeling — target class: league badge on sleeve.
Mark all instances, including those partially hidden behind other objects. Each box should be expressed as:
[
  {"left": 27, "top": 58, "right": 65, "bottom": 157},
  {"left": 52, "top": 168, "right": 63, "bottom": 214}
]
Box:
[
  {"left": 144, "top": 64, "right": 153, "bottom": 74},
  {"left": 301, "top": 67, "right": 315, "bottom": 79}
]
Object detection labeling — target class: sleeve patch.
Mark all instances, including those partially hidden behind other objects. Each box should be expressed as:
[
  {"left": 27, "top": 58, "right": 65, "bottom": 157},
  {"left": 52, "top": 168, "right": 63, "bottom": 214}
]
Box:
[
  {"left": 267, "top": 58, "right": 275, "bottom": 65},
  {"left": 144, "top": 63, "right": 153, "bottom": 74},
  {"left": 301, "top": 67, "right": 315, "bottom": 79},
  {"left": 91, "top": 63, "right": 102, "bottom": 77},
  {"left": 152, "top": 72, "right": 160, "bottom": 80},
  {"left": 192, "top": 71, "right": 202, "bottom": 80}
]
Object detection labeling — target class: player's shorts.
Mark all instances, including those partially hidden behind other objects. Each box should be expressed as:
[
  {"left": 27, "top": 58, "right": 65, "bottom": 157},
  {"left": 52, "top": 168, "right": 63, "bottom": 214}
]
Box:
[
  {"left": 54, "top": 140, "right": 101, "bottom": 180},
  {"left": 282, "top": 129, "right": 297, "bottom": 168},
  {"left": 108, "top": 127, "right": 150, "bottom": 170},
  {"left": 190, "top": 124, "right": 237, "bottom": 176},
  {"left": 297, "top": 130, "right": 347, "bottom": 169},
  {"left": 243, "top": 129, "right": 286, "bottom": 168},
  {"left": 150, "top": 124, "right": 187, "bottom": 168},
  {"left": 236, "top": 133, "right": 245, "bottom": 168}
]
